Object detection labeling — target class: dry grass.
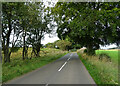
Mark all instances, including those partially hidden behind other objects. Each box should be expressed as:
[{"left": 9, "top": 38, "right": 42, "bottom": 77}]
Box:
[
  {"left": 77, "top": 50, "right": 118, "bottom": 84},
  {"left": 2, "top": 48, "right": 68, "bottom": 82}
]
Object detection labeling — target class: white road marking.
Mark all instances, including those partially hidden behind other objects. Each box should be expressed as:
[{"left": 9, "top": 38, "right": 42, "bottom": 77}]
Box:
[
  {"left": 70, "top": 53, "right": 73, "bottom": 57},
  {"left": 58, "top": 62, "right": 67, "bottom": 72},
  {"left": 58, "top": 53, "right": 73, "bottom": 72},
  {"left": 67, "top": 53, "right": 73, "bottom": 61},
  {"left": 45, "top": 84, "right": 48, "bottom": 86},
  {"left": 67, "top": 57, "right": 71, "bottom": 61}
]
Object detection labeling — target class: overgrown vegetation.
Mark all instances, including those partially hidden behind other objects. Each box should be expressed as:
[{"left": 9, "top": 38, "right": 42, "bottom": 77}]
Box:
[
  {"left": 96, "top": 49, "right": 119, "bottom": 63},
  {"left": 2, "top": 48, "right": 68, "bottom": 82},
  {"left": 77, "top": 50, "right": 118, "bottom": 84}
]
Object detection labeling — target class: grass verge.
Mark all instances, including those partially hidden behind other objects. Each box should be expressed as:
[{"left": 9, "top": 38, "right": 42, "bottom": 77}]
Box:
[
  {"left": 77, "top": 52, "right": 118, "bottom": 85},
  {"left": 2, "top": 48, "right": 68, "bottom": 83}
]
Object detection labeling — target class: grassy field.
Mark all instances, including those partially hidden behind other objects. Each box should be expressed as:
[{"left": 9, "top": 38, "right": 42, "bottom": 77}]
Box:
[
  {"left": 95, "top": 49, "right": 119, "bottom": 63},
  {"left": 77, "top": 50, "right": 118, "bottom": 85},
  {"left": 2, "top": 48, "right": 68, "bottom": 83}
]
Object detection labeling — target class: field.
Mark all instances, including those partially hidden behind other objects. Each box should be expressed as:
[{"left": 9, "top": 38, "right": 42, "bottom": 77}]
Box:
[
  {"left": 2, "top": 48, "right": 68, "bottom": 83},
  {"left": 95, "top": 49, "right": 119, "bottom": 63},
  {"left": 77, "top": 50, "right": 118, "bottom": 84}
]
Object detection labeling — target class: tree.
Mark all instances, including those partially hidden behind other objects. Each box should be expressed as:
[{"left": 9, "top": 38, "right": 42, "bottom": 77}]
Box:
[
  {"left": 56, "top": 40, "right": 71, "bottom": 51},
  {"left": 2, "top": 2, "right": 40, "bottom": 62},
  {"left": 52, "top": 2, "right": 120, "bottom": 54},
  {"left": 2, "top": 3, "right": 24, "bottom": 62},
  {"left": 19, "top": 3, "right": 39, "bottom": 60},
  {"left": 27, "top": 3, "right": 54, "bottom": 58},
  {"left": 2, "top": 2, "right": 55, "bottom": 62},
  {"left": 45, "top": 42, "right": 55, "bottom": 48}
]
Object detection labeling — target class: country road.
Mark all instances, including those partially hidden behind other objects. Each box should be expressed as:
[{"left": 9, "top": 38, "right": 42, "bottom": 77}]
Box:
[{"left": 4, "top": 53, "right": 96, "bottom": 85}]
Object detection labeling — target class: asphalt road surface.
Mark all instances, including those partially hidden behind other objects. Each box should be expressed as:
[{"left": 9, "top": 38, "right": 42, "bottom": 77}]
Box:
[{"left": 5, "top": 53, "right": 96, "bottom": 85}]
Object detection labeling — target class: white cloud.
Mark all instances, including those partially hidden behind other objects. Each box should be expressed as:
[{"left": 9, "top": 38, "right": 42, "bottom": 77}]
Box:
[
  {"left": 41, "top": 34, "right": 59, "bottom": 45},
  {"left": 100, "top": 43, "right": 117, "bottom": 49},
  {"left": 43, "top": 0, "right": 58, "bottom": 7}
]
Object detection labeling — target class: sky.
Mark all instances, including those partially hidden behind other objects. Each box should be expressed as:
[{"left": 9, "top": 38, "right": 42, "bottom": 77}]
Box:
[
  {"left": 41, "top": 0, "right": 60, "bottom": 45},
  {"left": 41, "top": 34, "right": 59, "bottom": 45},
  {"left": 100, "top": 44, "right": 117, "bottom": 49},
  {"left": 40, "top": 0, "right": 58, "bottom": 45}
]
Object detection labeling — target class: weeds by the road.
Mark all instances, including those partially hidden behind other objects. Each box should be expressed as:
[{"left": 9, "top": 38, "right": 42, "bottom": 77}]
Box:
[
  {"left": 77, "top": 51, "right": 118, "bottom": 85},
  {"left": 2, "top": 48, "right": 68, "bottom": 83}
]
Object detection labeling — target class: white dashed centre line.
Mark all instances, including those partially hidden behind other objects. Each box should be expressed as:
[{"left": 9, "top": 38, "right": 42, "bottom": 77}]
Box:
[
  {"left": 67, "top": 53, "right": 73, "bottom": 61},
  {"left": 58, "top": 53, "right": 73, "bottom": 72},
  {"left": 58, "top": 61, "right": 67, "bottom": 72}
]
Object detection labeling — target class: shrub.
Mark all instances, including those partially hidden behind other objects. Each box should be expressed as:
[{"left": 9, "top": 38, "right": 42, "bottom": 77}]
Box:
[
  {"left": 99, "top": 54, "right": 111, "bottom": 62},
  {"left": 71, "top": 48, "right": 77, "bottom": 52},
  {"left": 84, "top": 49, "right": 87, "bottom": 53}
]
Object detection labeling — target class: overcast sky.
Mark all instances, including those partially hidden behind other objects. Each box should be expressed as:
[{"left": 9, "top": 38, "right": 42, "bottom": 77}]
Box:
[
  {"left": 41, "top": 34, "right": 59, "bottom": 45},
  {"left": 41, "top": 0, "right": 59, "bottom": 45}
]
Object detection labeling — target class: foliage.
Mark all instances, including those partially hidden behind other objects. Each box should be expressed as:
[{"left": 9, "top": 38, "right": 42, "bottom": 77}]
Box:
[
  {"left": 56, "top": 40, "right": 72, "bottom": 50},
  {"left": 84, "top": 49, "right": 87, "bottom": 53},
  {"left": 2, "top": 2, "right": 36, "bottom": 62},
  {"left": 77, "top": 52, "right": 118, "bottom": 84},
  {"left": 27, "top": 3, "right": 54, "bottom": 57},
  {"left": 2, "top": 2, "right": 54, "bottom": 62},
  {"left": 70, "top": 48, "right": 77, "bottom": 52},
  {"left": 98, "top": 54, "right": 111, "bottom": 62},
  {"left": 2, "top": 3, "right": 21, "bottom": 62},
  {"left": 45, "top": 43, "right": 55, "bottom": 48},
  {"left": 52, "top": 2, "right": 120, "bottom": 54}
]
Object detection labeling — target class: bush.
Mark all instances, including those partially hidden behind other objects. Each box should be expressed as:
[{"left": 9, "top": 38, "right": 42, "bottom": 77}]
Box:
[
  {"left": 84, "top": 49, "right": 87, "bottom": 53},
  {"left": 77, "top": 53, "right": 118, "bottom": 84},
  {"left": 70, "top": 48, "right": 77, "bottom": 52},
  {"left": 99, "top": 54, "right": 111, "bottom": 62},
  {"left": 84, "top": 49, "right": 95, "bottom": 55},
  {"left": 56, "top": 40, "right": 72, "bottom": 51}
]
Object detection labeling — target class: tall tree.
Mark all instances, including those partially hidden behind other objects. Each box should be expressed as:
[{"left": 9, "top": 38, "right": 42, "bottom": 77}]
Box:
[
  {"left": 27, "top": 3, "right": 54, "bottom": 58},
  {"left": 2, "top": 3, "right": 23, "bottom": 62},
  {"left": 2, "top": 2, "right": 36, "bottom": 62},
  {"left": 52, "top": 2, "right": 120, "bottom": 54}
]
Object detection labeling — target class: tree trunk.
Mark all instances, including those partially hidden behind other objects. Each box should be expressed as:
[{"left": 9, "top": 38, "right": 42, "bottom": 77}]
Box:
[
  {"left": 36, "top": 40, "right": 41, "bottom": 57},
  {"left": 3, "top": 12, "right": 12, "bottom": 63},
  {"left": 22, "top": 29, "right": 26, "bottom": 60},
  {"left": 87, "top": 44, "right": 93, "bottom": 55},
  {"left": 25, "top": 46, "right": 28, "bottom": 59},
  {"left": 4, "top": 46, "right": 10, "bottom": 63},
  {"left": 37, "top": 49, "right": 40, "bottom": 57},
  {"left": 22, "top": 43, "right": 25, "bottom": 60}
]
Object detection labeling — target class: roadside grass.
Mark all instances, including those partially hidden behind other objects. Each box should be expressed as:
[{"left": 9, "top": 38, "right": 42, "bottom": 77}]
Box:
[
  {"left": 77, "top": 50, "right": 118, "bottom": 85},
  {"left": 95, "top": 49, "right": 119, "bottom": 63},
  {"left": 2, "top": 48, "right": 68, "bottom": 83}
]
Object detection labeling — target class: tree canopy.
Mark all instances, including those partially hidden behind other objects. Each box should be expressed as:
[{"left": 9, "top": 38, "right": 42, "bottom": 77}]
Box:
[
  {"left": 2, "top": 2, "right": 54, "bottom": 62},
  {"left": 2, "top": 2, "right": 120, "bottom": 63},
  {"left": 52, "top": 2, "right": 120, "bottom": 54}
]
